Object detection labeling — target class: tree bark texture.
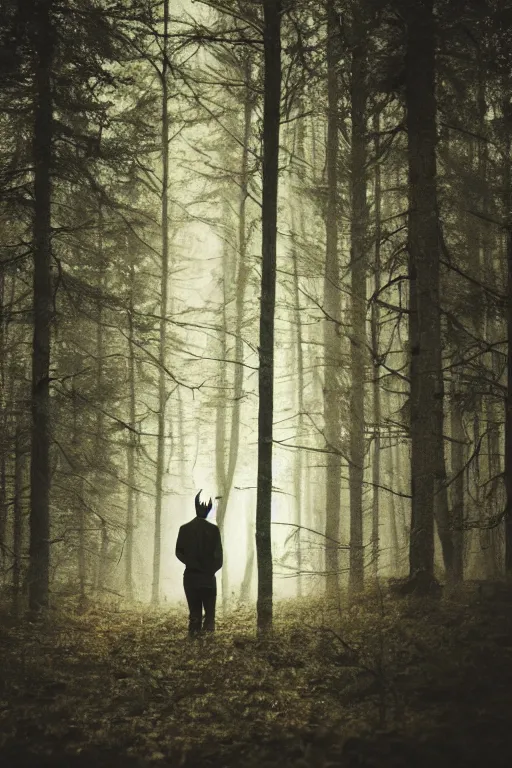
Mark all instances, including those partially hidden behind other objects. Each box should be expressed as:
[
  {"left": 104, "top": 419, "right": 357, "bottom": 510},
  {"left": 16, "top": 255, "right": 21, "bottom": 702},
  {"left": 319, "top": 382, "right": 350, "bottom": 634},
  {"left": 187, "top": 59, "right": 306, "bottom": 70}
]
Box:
[
  {"left": 323, "top": 1, "right": 343, "bottom": 599},
  {"left": 152, "top": 0, "right": 170, "bottom": 605},
  {"left": 482, "top": 97, "right": 504, "bottom": 576},
  {"left": 291, "top": 208, "right": 304, "bottom": 595},
  {"left": 450, "top": 378, "right": 465, "bottom": 583},
  {"left": 12, "top": 427, "right": 23, "bottom": 616},
  {"left": 216, "top": 229, "right": 230, "bottom": 607},
  {"left": 97, "top": 520, "right": 109, "bottom": 593},
  {"left": 125, "top": 254, "right": 137, "bottom": 600},
  {"left": 506, "top": 220, "right": 512, "bottom": 575},
  {"left": 349, "top": 5, "right": 368, "bottom": 596},
  {"left": 95, "top": 205, "right": 107, "bottom": 596},
  {"left": 406, "top": 0, "right": 440, "bottom": 583},
  {"left": 29, "top": 0, "right": 54, "bottom": 613},
  {"left": 505, "top": 126, "right": 512, "bottom": 576},
  {"left": 290, "top": 106, "right": 307, "bottom": 596},
  {"left": 0, "top": 270, "right": 7, "bottom": 573},
  {"left": 387, "top": 449, "right": 401, "bottom": 574},
  {"left": 69, "top": 383, "right": 87, "bottom": 604},
  {"left": 256, "top": 0, "right": 281, "bottom": 632},
  {"left": 371, "top": 111, "right": 381, "bottom": 580}
]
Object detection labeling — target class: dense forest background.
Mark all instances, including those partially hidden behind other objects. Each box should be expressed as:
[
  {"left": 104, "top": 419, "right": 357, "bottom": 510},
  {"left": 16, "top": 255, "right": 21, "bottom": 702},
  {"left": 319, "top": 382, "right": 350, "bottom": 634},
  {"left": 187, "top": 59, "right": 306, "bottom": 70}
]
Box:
[{"left": 1, "top": 0, "right": 512, "bottom": 628}]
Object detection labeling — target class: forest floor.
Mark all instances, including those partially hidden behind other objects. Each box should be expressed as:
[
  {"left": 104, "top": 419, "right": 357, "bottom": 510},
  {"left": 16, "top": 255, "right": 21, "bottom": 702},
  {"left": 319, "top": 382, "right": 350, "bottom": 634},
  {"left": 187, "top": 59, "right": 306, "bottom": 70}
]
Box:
[{"left": 1, "top": 585, "right": 512, "bottom": 768}]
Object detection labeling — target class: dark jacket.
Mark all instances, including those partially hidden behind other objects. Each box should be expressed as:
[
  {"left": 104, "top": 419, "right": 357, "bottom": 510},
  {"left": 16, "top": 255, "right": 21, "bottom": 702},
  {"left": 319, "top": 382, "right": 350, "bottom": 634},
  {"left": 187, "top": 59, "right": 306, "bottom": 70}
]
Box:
[{"left": 175, "top": 517, "right": 223, "bottom": 577}]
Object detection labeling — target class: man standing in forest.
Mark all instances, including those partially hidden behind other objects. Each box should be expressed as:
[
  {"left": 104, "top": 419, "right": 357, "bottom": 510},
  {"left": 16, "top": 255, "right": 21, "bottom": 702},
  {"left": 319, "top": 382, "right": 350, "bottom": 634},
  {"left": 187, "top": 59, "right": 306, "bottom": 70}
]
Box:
[{"left": 175, "top": 490, "right": 223, "bottom": 635}]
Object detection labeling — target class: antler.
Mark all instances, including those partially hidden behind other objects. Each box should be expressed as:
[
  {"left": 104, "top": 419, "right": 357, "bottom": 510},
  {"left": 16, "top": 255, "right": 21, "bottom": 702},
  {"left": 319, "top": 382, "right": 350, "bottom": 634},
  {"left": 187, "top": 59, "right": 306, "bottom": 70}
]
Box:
[{"left": 195, "top": 489, "right": 212, "bottom": 515}]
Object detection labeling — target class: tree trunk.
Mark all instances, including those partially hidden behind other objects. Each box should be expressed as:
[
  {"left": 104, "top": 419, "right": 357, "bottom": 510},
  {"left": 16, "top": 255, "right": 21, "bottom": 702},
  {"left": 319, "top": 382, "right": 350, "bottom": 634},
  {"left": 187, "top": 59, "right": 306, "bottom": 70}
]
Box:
[
  {"left": 384, "top": 390, "right": 403, "bottom": 575},
  {"left": 95, "top": 205, "right": 106, "bottom": 597},
  {"left": 216, "top": 235, "right": 229, "bottom": 608},
  {"left": 0, "top": 446, "right": 6, "bottom": 577},
  {"left": 405, "top": 0, "right": 439, "bottom": 586},
  {"left": 0, "top": 269, "right": 7, "bottom": 573},
  {"left": 291, "top": 208, "right": 305, "bottom": 595},
  {"left": 450, "top": 378, "right": 465, "bottom": 583},
  {"left": 125, "top": 254, "right": 137, "bottom": 600},
  {"left": 290, "top": 104, "right": 307, "bottom": 596},
  {"left": 434, "top": 433, "right": 455, "bottom": 580},
  {"left": 29, "top": 0, "right": 54, "bottom": 613},
  {"left": 152, "top": 0, "right": 170, "bottom": 605},
  {"left": 394, "top": 430, "right": 409, "bottom": 573},
  {"left": 1, "top": 274, "right": 17, "bottom": 579},
  {"left": 470, "top": 76, "right": 492, "bottom": 576},
  {"left": 506, "top": 219, "right": 512, "bottom": 576},
  {"left": 72, "top": 386, "right": 86, "bottom": 605},
  {"left": 216, "top": 59, "right": 253, "bottom": 610},
  {"left": 348, "top": 6, "right": 368, "bottom": 596},
  {"left": 240, "top": 518, "right": 255, "bottom": 604},
  {"left": 388, "top": 448, "right": 401, "bottom": 574},
  {"left": 323, "top": 1, "right": 343, "bottom": 599},
  {"left": 504, "top": 122, "right": 512, "bottom": 576},
  {"left": 12, "top": 427, "right": 23, "bottom": 617},
  {"left": 371, "top": 111, "right": 381, "bottom": 580},
  {"left": 486, "top": 406, "right": 502, "bottom": 575},
  {"left": 176, "top": 388, "right": 186, "bottom": 479},
  {"left": 97, "top": 520, "right": 109, "bottom": 594},
  {"left": 78, "top": 499, "right": 86, "bottom": 604},
  {"left": 483, "top": 101, "right": 503, "bottom": 576},
  {"left": 256, "top": 0, "right": 281, "bottom": 633},
  {"left": 422, "top": 41, "right": 453, "bottom": 584}
]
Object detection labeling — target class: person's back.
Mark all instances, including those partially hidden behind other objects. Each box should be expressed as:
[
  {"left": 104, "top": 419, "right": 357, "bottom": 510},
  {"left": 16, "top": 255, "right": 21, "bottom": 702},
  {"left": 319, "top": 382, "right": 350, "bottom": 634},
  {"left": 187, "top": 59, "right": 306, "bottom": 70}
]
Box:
[
  {"left": 176, "top": 516, "right": 223, "bottom": 585},
  {"left": 175, "top": 491, "right": 223, "bottom": 634}
]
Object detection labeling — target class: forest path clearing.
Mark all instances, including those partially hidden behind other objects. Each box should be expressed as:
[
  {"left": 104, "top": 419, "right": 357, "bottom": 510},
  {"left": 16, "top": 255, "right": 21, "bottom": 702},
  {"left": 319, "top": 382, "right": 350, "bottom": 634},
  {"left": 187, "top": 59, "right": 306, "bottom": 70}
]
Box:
[{"left": 1, "top": 592, "right": 511, "bottom": 767}]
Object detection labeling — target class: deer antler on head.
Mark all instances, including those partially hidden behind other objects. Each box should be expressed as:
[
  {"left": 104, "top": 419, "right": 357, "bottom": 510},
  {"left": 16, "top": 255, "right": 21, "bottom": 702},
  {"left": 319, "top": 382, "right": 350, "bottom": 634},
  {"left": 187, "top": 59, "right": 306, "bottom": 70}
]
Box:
[{"left": 195, "top": 489, "right": 212, "bottom": 518}]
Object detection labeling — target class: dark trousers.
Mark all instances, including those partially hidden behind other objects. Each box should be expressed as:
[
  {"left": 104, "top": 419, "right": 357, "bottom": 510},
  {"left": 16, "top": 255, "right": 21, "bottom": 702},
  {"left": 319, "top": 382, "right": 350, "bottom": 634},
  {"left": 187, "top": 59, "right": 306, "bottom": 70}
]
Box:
[{"left": 183, "top": 571, "right": 217, "bottom": 634}]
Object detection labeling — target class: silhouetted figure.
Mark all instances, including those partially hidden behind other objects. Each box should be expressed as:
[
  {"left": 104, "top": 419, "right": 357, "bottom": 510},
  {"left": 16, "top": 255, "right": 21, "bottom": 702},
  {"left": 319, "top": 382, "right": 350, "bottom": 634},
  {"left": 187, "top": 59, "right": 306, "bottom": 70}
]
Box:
[{"left": 175, "top": 490, "right": 223, "bottom": 635}]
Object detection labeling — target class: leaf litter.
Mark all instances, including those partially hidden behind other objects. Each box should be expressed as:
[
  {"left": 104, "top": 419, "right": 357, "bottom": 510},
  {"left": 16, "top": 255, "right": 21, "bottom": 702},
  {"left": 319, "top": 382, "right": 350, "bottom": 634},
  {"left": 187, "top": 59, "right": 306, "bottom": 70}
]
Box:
[{"left": 1, "top": 587, "right": 512, "bottom": 767}]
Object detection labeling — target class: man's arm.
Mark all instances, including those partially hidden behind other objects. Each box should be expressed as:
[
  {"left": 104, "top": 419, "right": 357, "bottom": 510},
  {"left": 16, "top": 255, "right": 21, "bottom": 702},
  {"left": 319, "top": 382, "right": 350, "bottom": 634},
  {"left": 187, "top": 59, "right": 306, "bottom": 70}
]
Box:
[
  {"left": 213, "top": 527, "right": 223, "bottom": 573},
  {"left": 175, "top": 526, "right": 187, "bottom": 565}
]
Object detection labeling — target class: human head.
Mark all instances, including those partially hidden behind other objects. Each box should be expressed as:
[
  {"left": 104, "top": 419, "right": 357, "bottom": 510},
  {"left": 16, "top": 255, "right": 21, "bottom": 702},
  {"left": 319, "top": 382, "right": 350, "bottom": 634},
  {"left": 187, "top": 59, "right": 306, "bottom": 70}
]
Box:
[{"left": 195, "top": 489, "right": 212, "bottom": 519}]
